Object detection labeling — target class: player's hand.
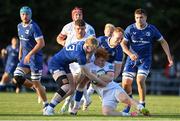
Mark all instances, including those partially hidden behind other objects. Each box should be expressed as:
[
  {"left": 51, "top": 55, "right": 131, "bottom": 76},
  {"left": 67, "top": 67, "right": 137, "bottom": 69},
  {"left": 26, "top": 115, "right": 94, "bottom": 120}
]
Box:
[
  {"left": 168, "top": 59, "right": 174, "bottom": 67},
  {"left": 129, "top": 53, "right": 138, "bottom": 61},
  {"left": 24, "top": 54, "right": 31, "bottom": 64}
]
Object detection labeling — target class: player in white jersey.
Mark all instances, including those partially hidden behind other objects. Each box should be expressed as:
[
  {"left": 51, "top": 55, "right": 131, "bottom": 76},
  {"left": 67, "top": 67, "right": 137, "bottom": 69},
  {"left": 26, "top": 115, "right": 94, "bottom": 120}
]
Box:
[
  {"left": 71, "top": 48, "right": 150, "bottom": 116},
  {"left": 84, "top": 23, "right": 115, "bottom": 109},
  {"left": 56, "top": 7, "right": 95, "bottom": 46}
]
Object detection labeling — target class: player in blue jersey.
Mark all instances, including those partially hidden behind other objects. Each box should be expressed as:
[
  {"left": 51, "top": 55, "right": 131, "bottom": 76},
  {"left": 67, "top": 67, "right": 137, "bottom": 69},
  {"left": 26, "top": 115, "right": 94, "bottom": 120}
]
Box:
[
  {"left": 70, "top": 27, "right": 124, "bottom": 114},
  {"left": 0, "top": 37, "right": 19, "bottom": 92},
  {"left": 97, "top": 23, "right": 115, "bottom": 41},
  {"left": 43, "top": 37, "right": 107, "bottom": 115},
  {"left": 98, "top": 27, "right": 124, "bottom": 79},
  {"left": 121, "top": 8, "right": 173, "bottom": 113},
  {"left": 13, "top": 6, "right": 48, "bottom": 112},
  {"left": 60, "top": 19, "right": 92, "bottom": 113}
]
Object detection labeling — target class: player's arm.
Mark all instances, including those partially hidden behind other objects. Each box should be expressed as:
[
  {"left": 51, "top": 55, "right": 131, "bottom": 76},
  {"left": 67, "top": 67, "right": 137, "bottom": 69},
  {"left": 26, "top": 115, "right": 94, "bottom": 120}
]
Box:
[
  {"left": 81, "top": 65, "right": 107, "bottom": 87},
  {"left": 121, "top": 39, "right": 138, "bottom": 61},
  {"left": 99, "top": 71, "right": 114, "bottom": 83},
  {"left": 114, "top": 62, "right": 122, "bottom": 79},
  {"left": 18, "top": 42, "right": 22, "bottom": 60},
  {"left": 24, "top": 38, "right": 45, "bottom": 64},
  {"left": 159, "top": 39, "right": 174, "bottom": 66},
  {"left": 56, "top": 33, "right": 67, "bottom": 46},
  {"left": 1, "top": 48, "right": 7, "bottom": 58}
]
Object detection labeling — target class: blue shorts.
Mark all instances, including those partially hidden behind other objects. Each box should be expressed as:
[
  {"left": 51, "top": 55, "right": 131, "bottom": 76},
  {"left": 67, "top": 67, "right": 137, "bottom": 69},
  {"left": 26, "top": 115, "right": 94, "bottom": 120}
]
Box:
[
  {"left": 17, "top": 55, "right": 43, "bottom": 72},
  {"left": 5, "top": 64, "right": 17, "bottom": 76},
  {"left": 123, "top": 57, "right": 151, "bottom": 78},
  {"left": 48, "top": 58, "right": 71, "bottom": 74}
]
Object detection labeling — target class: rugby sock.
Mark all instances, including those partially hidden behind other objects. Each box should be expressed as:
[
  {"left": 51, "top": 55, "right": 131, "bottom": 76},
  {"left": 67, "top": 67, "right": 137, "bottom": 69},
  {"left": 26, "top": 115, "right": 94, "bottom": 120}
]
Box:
[
  {"left": 0, "top": 85, "right": 6, "bottom": 91},
  {"left": 49, "top": 93, "right": 62, "bottom": 108},
  {"left": 74, "top": 90, "right": 83, "bottom": 109},
  {"left": 87, "top": 84, "right": 95, "bottom": 96},
  {"left": 139, "top": 101, "right": 145, "bottom": 107},
  {"left": 123, "top": 94, "right": 133, "bottom": 113},
  {"left": 75, "top": 90, "right": 83, "bottom": 102},
  {"left": 43, "top": 101, "right": 49, "bottom": 108}
]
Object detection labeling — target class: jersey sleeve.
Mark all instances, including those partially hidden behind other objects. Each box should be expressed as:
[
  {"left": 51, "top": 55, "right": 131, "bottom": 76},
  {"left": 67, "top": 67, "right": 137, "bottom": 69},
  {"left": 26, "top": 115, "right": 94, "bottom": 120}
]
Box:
[
  {"left": 60, "top": 23, "right": 72, "bottom": 36},
  {"left": 114, "top": 45, "right": 123, "bottom": 63},
  {"left": 86, "top": 23, "right": 96, "bottom": 37},
  {"left": 77, "top": 52, "right": 87, "bottom": 65},
  {"left": 33, "top": 23, "right": 44, "bottom": 40},
  {"left": 151, "top": 25, "right": 164, "bottom": 41},
  {"left": 123, "top": 26, "right": 131, "bottom": 42}
]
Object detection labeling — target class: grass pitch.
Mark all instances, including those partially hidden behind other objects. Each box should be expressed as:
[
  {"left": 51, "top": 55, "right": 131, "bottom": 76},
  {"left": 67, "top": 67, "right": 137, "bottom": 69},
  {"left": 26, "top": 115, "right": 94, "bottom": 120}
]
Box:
[{"left": 0, "top": 92, "right": 180, "bottom": 121}]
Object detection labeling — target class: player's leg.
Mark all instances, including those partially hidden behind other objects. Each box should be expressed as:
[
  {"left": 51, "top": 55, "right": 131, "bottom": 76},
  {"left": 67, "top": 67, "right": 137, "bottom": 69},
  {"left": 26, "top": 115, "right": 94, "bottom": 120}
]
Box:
[
  {"left": 44, "top": 70, "right": 75, "bottom": 115},
  {"left": 136, "top": 75, "right": 146, "bottom": 106},
  {"left": 136, "top": 60, "right": 151, "bottom": 107},
  {"left": 101, "top": 89, "right": 130, "bottom": 116},
  {"left": 60, "top": 94, "right": 74, "bottom": 113},
  {"left": 115, "top": 88, "right": 150, "bottom": 116},
  {"left": 70, "top": 76, "right": 89, "bottom": 115},
  {"left": 31, "top": 73, "right": 48, "bottom": 104},
  {"left": 60, "top": 62, "right": 80, "bottom": 113},
  {"left": 102, "top": 105, "right": 130, "bottom": 116},
  {"left": 82, "top": 82, "right": 93, "bottom": 110},
  {"left": 86, "top": 83, "right": 95, "bottom": 100},
  {"left": 13, "top": 67, "right": 34, "bottom": 88},
  {"left": 121, "top": 73, "right": 135, "bottom": 113},
  {"left": 0, "top": 72, "right": 10, "bottom": 91},
  {"left": 121, "top": 61, "right": 136, "bottom": 113},
  {"left": 136, "top": 68, "right": 149, "bottom": 107}
]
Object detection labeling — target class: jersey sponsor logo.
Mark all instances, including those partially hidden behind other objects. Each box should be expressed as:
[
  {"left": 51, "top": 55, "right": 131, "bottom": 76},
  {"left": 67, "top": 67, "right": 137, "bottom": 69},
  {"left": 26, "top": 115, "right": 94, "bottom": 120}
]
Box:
[
  {"left": 132, "top": 39, "right": 150, "bottom": 44},
  {"left": 146, "top": 32, "right": 151, "bottom": 36},
  {"left": 133, "top": 32, "right": 136, "bottom": 35},
  {"left": 19, "top": 36, "right": 29, "bottom": 41}
]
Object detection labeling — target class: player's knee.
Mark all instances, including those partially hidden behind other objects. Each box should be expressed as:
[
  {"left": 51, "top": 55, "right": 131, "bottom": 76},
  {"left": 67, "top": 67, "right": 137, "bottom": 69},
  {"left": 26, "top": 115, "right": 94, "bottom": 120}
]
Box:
[
  {"left": 122, "top": 76, "right": 133, "bottom": 86},
  {"left": 102, "top": 109, "right": 111, "bottom": 116},
  {"left": 56, "top": 75, "right": 69, "bottom": 97},
  {"left": 56, "top": 75, "right": 69, "bottom": 87},
  {"left": 14, "top": 75, "right": 26, "bottom": 87}
]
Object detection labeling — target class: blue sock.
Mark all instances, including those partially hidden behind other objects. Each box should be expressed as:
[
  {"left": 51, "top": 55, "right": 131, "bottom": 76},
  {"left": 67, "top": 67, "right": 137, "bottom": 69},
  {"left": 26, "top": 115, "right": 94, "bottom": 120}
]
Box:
[
  {"left": 0, "top": 85, "right": 6, "bottom": 91},
  {"left": 140, "top": 102, "right": 145, "bottom": 107},
  {"left": 49, "top": 103, "right": 56, "bottom": 108},
  {"left": 123, "top": 94, "right": 133, "bottom": 113},
  {"left": 75, "top": 90, "right": 83, "bottom": 102},
  {"left": 44, "top": 103, "right": 49, "bottom": 108}
]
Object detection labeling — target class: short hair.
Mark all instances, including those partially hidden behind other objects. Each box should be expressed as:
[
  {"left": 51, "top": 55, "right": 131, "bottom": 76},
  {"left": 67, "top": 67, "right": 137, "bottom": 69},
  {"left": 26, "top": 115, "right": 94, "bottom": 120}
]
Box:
[
  {"left": 95, "top": 48, "right": 109, "bottom": 61},
  {"left": 12, "top": 36, "right": 18, "bottom": 40},
  {"left": 75, "top": 19, "right": 85, "bottom": 27},
  {"left": 71, "top": 7, "right": 83, "bottom": 18},
  {"left": 105, "top": 23, "right": 115, "bottom": 29},
  {"left": 85, "top": 36, "right": 99, "bottom": 48},
  {"left": 114, "top": 27, "right": 124, "bottom": 34},
  {"left": 134, "top": 8, "right": 147, "bottom": 16}
]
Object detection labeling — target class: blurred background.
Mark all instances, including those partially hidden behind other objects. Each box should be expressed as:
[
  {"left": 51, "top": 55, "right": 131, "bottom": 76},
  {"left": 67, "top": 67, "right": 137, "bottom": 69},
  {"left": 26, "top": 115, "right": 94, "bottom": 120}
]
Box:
[{"left": 0, "top": 0, "right": 180, "bottom": 94}]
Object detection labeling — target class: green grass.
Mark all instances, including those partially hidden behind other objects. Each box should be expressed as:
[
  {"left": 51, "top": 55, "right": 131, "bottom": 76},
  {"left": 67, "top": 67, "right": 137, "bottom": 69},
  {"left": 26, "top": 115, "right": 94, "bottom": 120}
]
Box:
[{"left": 0, "top": 92, "right": 180, "bottom": 121}]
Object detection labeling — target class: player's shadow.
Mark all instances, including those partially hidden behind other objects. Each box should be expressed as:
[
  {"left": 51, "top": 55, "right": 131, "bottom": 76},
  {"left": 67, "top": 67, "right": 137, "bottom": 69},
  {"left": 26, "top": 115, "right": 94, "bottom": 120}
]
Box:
[
  {"left": 1, "top": 113, "right": 180, "bottom": 119},
  {"left": 151, "top": 114, "right": 180, "bottom": 119}
]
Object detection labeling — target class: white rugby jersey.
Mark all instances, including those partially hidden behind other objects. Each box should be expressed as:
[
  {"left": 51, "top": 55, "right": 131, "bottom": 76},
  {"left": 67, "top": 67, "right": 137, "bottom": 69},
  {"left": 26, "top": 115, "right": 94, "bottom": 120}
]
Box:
[
  {"left": 86, "top": 62, "right": 119, "bottom": 96},
  {"left": 61, "top": 21, "right": 95, "bottom": 45}
]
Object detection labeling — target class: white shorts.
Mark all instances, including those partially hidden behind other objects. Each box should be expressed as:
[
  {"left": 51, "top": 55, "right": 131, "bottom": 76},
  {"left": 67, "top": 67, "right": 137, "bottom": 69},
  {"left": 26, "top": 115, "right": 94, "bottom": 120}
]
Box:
[
  {"left": 69, "top": 62, "right": 81, "bottom": 76},
  {"left": 102, "top": 86, "right": 125, "bottom": 109}
]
